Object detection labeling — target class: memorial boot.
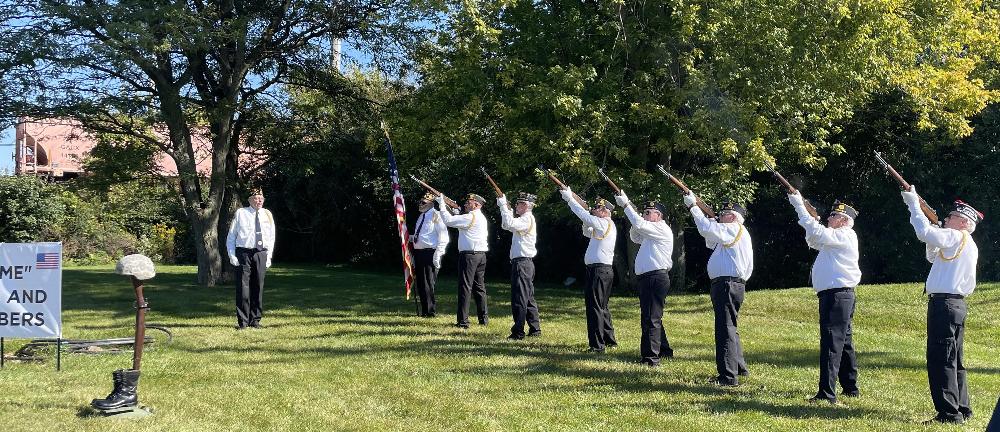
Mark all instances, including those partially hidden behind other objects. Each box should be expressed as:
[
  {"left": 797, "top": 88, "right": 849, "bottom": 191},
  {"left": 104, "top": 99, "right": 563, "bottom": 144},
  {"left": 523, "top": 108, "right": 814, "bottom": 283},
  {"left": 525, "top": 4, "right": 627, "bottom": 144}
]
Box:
[
  {"left": 90, "top": 369, "right": 125, "bottom": 408},
  {"left": 92, "top": 369, "right": 140, "bottom": 410}
]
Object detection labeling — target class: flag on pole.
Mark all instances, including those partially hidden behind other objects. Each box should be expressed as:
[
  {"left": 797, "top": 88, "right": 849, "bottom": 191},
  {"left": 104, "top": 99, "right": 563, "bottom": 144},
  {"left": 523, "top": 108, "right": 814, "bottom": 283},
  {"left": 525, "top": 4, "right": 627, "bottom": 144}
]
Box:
[{"left": 382, "top": 123, "right": 415, "bottom": 299}]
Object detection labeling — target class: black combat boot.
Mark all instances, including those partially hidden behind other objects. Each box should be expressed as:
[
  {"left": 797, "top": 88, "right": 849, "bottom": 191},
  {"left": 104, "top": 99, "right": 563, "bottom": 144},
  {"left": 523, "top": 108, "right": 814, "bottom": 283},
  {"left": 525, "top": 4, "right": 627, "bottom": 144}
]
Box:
[
  {"left": 91, "top": 369, "right": 125, "bottom": 408},
  {"left": 92, "top": 369, "right": 140, "bottom": 410}
]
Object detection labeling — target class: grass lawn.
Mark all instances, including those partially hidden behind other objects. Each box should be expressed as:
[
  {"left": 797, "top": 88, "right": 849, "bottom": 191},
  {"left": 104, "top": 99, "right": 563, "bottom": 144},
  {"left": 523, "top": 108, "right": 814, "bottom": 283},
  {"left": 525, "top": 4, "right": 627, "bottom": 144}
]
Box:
[{"left": 1, "top": 264, "right": 998, "bottom": 431}]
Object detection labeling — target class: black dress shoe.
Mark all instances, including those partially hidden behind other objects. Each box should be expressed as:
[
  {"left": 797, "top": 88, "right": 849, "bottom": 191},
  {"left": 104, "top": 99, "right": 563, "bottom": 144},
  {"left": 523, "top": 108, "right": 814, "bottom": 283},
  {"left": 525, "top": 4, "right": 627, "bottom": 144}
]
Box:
[
  {"left": 708, "top": 377, "right": 739, "bottom": 387},
  {"left": 922, "top": 416, "right": 964, "bottom": 425},
  {"left": 606, "top": 342, "right": 618, "bottom": 349},
  {"left": 235, "top": 324, "right": 247, "bottom": 330},
  {"left": 738, "top": 369, "right": 750, "bottom": 377},
  {"left": 249, "top": 322, "right": 262, "bottom": 328},
  {"left": 587, "top": 347, "right": 605, "bottom": 353},
  {"left": 841, "top": 390, "right": 859, "bottom": 398},
  {"left": 454, "top": 323, "right": 469, "bottom": 329},
  {"left": 807, "top": 396, "right": 838, "bottom": 405},
  {"left": 506, "top": 334, "right": 525, "bottom": 340},
  {"left": 527, "top": 330, "right": 542, "bottom": 337}
]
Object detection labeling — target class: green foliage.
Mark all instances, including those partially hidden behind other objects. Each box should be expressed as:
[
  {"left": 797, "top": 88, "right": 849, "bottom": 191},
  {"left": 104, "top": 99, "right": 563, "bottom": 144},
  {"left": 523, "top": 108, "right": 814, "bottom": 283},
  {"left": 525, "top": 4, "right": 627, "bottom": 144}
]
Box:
[
  {"left": 395, "top": 0, "right": 998, "bottom": 214},
  {"left": 0, "top": 176, "right": 65, "bottom": 243},
  {"left": 0, "top": 177, "right": 188, "bottom": 264}
]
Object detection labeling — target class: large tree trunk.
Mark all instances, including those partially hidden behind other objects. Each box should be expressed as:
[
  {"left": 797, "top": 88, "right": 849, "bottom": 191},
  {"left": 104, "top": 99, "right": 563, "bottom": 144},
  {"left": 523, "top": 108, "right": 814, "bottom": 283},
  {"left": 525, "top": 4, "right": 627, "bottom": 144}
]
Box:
[{"left": 193, "top": 211, "right": 225, "bottom": 286}]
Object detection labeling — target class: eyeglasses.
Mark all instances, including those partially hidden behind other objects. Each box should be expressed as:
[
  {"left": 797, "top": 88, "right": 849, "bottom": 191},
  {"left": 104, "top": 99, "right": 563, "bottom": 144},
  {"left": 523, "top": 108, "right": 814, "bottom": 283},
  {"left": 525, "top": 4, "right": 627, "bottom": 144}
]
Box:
[{"left": 642, "top": 210, "right": 659, "bottom": 216}]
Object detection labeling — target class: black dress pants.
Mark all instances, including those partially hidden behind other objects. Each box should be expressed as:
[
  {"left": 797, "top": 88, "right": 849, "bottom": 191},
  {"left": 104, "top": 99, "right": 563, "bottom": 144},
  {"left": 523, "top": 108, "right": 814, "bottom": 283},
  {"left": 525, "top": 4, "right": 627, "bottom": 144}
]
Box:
[
  {"left": 235, "top": 247, "right": 267, "bottom": 327},
  {"left": 584, "top": 264, "right": 617, "bottom": 350},
  {"left": 509, "top": 257, "right": 540, "bottom": 337},
  {"left": 413, "top": 248, "right": 437, "bottom": 316},
  {"left": 711, "top": 277, "right": 748, "bottom": 385},
  {"left": 815, "top": 287, "right": 858, "bottom": 401},
  {"left": 457, "top": 252, "right": 488, "bottom": 326},
  {"left": 927, "top": 295, "right": 970, "bottom": 422},
  {"left": 637, "top": 270, "right": 672, "bottom": 365}
]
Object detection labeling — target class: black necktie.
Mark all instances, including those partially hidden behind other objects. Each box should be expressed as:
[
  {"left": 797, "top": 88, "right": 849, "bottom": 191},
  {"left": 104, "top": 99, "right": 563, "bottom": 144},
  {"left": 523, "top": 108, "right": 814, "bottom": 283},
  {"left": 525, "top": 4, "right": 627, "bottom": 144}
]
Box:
[
  {"left": 255, "top": 210, "right": 265, "bottom": 251},
  {"left": 415, "top": 212, "right": 428, "bottom": 242}
]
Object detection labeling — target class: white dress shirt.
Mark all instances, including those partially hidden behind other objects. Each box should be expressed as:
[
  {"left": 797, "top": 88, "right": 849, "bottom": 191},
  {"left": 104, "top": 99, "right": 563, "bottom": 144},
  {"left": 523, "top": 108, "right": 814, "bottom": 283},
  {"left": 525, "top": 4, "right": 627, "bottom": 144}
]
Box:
[
  {"left": 690, "top": 207, "right": 753, "bottom": 280},
  {"left": 498, "top": 196, "right": 537, "bottom": 259},
  {"left": 226, "top": 207, "right": 276, "bottom": 266},
  {"left": 563, "top": 193, "right": 616, "bottom": 265},
  {"left": 623, "top": 203, "right": 674, "bottom": 275},
  {"left": 412, "top": 208, "right": 450, "bottom": 267},
  {"left": 438, "top": 202, "right": 489, "bottom": 252},
  {"left": 791, "top": 197, "right": 861, "bottom": 291},
  {"left": 907, "top": 204, "right": 979, "bottom": 296}
]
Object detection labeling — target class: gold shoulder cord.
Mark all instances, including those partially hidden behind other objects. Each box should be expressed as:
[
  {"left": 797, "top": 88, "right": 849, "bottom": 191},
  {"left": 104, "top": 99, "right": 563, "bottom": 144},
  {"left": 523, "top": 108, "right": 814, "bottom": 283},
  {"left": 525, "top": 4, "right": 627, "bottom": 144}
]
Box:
[
  {"left": 466, "top": 211, "right": 476, "bottom": 229},
  {"left": 592, "top": 219, "right": 613, "bottom": 240},
  {"left": 938, "top": 231, "right": 968, "bottom": 262},
  {"left": 722, "top": 223, "right": 744, "bottom": 248},
  {"left": 516, "top": 215, "right": 535, "bottom": 236}
]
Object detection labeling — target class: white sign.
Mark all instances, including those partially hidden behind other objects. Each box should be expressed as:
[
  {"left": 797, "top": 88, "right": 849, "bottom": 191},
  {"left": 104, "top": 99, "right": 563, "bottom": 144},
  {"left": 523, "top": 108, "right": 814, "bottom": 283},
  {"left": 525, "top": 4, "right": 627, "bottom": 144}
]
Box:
[{"left": 0, "top": 242, "right": 62, "bottom": 338}]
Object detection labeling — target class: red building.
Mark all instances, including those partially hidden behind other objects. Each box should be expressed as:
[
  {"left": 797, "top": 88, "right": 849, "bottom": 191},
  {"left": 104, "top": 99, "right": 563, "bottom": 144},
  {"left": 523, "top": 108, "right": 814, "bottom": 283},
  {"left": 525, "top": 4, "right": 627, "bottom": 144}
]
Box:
[{"left": 14, "top": 118, "right": 217, "bottom": 179}]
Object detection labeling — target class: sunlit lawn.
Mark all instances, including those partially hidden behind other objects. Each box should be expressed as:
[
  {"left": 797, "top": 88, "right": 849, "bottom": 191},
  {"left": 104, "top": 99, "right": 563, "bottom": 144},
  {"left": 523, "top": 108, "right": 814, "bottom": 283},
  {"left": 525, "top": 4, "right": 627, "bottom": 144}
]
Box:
[{"left": 1, "top": 264, "right": 997, "bottom": 431}]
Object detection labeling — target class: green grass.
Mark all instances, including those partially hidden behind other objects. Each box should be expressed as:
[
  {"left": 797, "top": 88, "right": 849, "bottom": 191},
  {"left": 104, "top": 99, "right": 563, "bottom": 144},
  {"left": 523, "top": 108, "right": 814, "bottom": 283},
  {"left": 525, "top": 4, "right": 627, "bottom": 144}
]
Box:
[{"left": 1, "top": 265, "right": 998, "bottom": 431}]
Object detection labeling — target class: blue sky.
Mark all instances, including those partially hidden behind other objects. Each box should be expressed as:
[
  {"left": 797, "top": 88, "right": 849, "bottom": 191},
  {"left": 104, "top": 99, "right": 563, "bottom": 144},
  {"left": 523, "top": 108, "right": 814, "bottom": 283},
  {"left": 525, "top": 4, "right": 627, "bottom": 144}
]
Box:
[{"left": 1, "top": 126, "right": 13, "bottom": 173}]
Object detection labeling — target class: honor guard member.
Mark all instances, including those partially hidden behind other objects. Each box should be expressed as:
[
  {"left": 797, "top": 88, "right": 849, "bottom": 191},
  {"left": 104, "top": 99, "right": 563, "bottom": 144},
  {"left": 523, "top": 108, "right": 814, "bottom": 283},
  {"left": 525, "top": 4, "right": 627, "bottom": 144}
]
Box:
[
  {"left": 410, "top": 193, "right": 450, "bottom": 317},
  {"left": 615, "top": 191, "right": 675, "bottom": 366},
  {"left": 788, "top": 193, "right": 861, "bottom": 404},
  {"left": 685, "top": 194, "right": 753, "bottom": 386},
  {"left": 498, "top": 192, "right": 541, "bottom": 340},
  {"left": 226, "top": 189, "right": 276, "bottom": 330},
  {"left": 560, "top": 188, "right": 619, "bottom": 352},
  {"left": 901, "top": 188, "right": 983, "bottom": 424},
  {"left": 438, "top": 192, "right": 490, "bottom": 328}
]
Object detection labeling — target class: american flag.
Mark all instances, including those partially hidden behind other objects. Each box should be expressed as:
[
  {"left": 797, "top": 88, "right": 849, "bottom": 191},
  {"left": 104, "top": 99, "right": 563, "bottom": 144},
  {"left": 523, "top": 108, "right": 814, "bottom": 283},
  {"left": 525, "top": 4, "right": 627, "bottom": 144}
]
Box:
[
  {"left": 382, "top": 123, "right": 415, "bottom": 299},
  {"left": 36, "top": 252, "right": 60, "bottom": 269}
]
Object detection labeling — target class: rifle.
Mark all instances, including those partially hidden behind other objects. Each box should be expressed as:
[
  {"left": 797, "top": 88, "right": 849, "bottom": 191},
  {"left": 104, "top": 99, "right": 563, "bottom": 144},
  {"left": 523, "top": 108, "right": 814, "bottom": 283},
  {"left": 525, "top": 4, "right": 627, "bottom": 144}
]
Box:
[
  {"left": 597, "top": 168, "right": 622, "bottom": 195},
  {"left": 480, "top": 167, "right": 510, "bottom": 209},
  {"left": 764, "top": 160, "right": 820, "bottom": 220},
  {"left": 540, "top": 165, "right": 591, "bottom": 210},
  {"left": 656, "top": 165, "right": 716, "bottom": 219},
  {"left": 873, "top": 150, "right": 940, "bottom": 225},
  {"left": 409, "top": 174, "right": 461, "bottom": 210}
]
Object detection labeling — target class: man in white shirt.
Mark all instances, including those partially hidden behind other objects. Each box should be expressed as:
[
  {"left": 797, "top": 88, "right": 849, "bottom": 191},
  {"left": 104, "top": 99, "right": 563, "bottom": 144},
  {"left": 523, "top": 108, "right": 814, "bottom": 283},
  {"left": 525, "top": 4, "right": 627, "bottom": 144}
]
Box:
[
  {"left": 615, "top": 192, "right": 675, "bottom": 366},
  {"left": 410, "top": 193, "right": 450, "bottom": 318},
  {"left": 901, "top": 188, "right": 983, "bottom": 424},
  {"left": 788, "top": 193, "right": 861, "bottom": 404},
  {"left": 226, "top": 189, "right": 276, "bottom": 330},
  {"left": 561, "top": 190, "right": 619, "bottom": 353},
  {"left": 498, "top": 192, "right": 540, "bottom": 340},
  {"left": 685, "top": 195, "right": 752, "bottom": 386},
  {"left": 438, "top": 193, "right": 490, "bottom": 328}
]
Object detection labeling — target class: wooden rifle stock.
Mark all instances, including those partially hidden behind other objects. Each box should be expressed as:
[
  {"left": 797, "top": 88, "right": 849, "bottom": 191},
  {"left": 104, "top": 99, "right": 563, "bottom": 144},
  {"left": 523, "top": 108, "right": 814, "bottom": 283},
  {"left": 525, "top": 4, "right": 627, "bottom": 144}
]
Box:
[
  {"left": 409, "top": 174, "right": 461, "bottom": 209},
  {"left": 540, "top": 166, "right": 591, "bottom": 210},
  {"left": 655, "top": 165, "right": 716, "bottom": 219},
  {"left": 764, "top": 161, "right": 820, "bottom": 220},
  {"left": 873, "top": 151, "right": 940, "bottom": 225},
  {"left": 597, "top": 168, "right": 622, "bottom": 195},
  {"left": 480, "top": 167, "right": 509, "bottom": 210}
]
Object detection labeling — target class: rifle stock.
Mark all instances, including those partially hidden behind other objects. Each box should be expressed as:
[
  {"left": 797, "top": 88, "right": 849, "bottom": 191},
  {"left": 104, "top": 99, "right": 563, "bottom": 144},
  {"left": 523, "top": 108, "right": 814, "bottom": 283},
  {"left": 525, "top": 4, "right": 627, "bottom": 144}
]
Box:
[
  {"left": 480, "top": 167, "right": 510, "bottom": 209},
  {"left": 655, "top": 165, "right": 716, "bottom": 219},
  {"left": 873, "top": 151, "right": 940, "bottom": 225},
  {"left": 597, "top": 168, "right": 622, "bottom": 195},
  {"left": 764, "top": 161, "right": 820, "bottom": 220},
  {"left": 409, "top": 174, "right": 461, "bottom": 209},
  {"left": 540, "top": 166, "right": 590, "bottom": 210}
]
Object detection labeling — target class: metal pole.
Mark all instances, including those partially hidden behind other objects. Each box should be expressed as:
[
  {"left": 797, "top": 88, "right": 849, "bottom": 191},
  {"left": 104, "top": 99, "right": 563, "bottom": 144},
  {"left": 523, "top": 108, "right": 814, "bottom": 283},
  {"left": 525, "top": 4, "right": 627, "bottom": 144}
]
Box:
[
  {"left": 1, "top": 337, "right": 5, "bottom": 369},
  {"left": 56, "top": 338, "right": 61, "bottom": 371},
  {"left": 132, "top": 276, "right": 147, "bottom": 371}
]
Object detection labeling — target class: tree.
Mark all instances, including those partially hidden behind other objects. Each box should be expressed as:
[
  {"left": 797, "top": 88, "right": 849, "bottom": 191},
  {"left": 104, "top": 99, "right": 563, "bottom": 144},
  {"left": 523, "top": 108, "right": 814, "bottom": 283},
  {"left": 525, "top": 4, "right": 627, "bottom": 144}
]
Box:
[
  {"left": 392, "top": 0, "right": 998, "bottom": 289},
  {"left": 0, "top": 0, "right": 436, "bottom": 285}
]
